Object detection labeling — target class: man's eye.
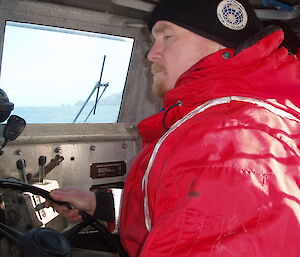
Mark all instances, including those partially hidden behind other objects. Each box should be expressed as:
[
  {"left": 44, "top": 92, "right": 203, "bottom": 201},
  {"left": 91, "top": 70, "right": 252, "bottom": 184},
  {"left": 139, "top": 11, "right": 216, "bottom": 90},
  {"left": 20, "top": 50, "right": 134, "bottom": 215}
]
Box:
[{"left": 164, "top": 35, "right": 172, "bottom": 40}]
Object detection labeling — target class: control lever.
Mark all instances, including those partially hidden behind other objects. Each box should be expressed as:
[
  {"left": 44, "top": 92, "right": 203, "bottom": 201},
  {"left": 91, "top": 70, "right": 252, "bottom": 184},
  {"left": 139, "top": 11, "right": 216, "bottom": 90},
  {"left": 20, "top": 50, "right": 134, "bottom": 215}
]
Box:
[
  {"left": 16, "top": 159, "right": 28, "bottom": 183},
  {"left": 44, "top": 155, "right": 64, "bottom": 176},
  {"left": 28, "top": 155, "right": 64, "bottom": 184},
  {"left": 38, "top": 156, "right": 46, "bottom": 183}
]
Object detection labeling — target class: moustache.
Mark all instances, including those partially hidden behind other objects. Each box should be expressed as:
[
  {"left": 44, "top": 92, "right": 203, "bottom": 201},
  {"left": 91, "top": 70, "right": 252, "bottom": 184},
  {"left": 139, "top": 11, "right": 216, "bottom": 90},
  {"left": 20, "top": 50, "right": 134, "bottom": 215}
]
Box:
[{"left": 151, "top": 64, "right": 166, "bottom": 74}]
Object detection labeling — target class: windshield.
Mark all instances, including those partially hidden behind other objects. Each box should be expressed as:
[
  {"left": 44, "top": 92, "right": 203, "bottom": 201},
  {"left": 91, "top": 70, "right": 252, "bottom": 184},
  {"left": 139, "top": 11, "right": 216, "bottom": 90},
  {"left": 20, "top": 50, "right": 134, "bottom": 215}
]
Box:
[{"left": 0, "top": 21, "right": 134, "bottom": 123}]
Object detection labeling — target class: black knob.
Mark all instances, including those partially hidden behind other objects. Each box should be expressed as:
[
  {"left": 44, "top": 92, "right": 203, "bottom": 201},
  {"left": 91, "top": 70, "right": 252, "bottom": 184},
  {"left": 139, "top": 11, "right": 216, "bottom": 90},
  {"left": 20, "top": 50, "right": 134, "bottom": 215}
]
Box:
[{"left": 39, "top": 156, "right": 47, "bottom": 166}]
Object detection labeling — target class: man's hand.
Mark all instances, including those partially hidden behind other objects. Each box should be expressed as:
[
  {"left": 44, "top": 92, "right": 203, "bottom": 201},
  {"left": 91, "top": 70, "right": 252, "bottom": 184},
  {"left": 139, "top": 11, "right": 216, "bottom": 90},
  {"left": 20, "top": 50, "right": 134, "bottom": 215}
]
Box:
[{"left": 45, "top": 187, "right": 96, "bottom": 222}]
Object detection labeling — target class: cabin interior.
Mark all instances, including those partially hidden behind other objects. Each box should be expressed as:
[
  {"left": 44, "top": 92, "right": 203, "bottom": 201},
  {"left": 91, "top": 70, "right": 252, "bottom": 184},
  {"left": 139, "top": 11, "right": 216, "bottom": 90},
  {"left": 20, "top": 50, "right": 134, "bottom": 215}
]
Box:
[{"left": 0, "top": 0, "right": 299, "bottom": 256}]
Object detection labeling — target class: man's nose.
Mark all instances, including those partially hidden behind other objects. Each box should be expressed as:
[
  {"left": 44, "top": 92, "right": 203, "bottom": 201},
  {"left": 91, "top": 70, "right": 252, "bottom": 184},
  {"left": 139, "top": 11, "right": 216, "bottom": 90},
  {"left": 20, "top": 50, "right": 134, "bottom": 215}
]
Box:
[{"left": 147, "top": 43, "right": 161, "bottom": 62}]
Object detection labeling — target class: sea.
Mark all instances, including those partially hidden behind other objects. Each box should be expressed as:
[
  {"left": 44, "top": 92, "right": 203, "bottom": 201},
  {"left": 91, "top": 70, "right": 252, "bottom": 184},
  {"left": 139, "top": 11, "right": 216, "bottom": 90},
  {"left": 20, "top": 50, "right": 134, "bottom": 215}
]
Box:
[{"left": 12, "top": 105, "right": 120, "bottom": 123}]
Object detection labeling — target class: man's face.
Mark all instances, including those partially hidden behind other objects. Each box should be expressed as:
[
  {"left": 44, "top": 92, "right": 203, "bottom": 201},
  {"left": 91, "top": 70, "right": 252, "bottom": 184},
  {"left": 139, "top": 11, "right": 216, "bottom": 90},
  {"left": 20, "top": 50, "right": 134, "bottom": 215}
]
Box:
[{"left": 147, "top": 21, "right": 224, "bottom": 97}]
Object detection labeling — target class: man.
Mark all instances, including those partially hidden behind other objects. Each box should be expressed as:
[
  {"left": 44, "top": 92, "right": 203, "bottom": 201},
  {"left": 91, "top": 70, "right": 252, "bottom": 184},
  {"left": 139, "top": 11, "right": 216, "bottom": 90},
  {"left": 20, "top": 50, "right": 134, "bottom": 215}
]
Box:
[{"left": 48, "top": 0, "right": 300, "bottom": 256}]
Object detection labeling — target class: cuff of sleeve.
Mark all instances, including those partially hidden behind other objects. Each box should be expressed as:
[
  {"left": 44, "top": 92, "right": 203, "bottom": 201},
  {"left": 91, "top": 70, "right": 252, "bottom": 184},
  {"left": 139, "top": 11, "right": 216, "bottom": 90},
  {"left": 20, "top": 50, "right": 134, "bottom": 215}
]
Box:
[{"left": 93, "top": 191, "right": 115, "bottom": 222}]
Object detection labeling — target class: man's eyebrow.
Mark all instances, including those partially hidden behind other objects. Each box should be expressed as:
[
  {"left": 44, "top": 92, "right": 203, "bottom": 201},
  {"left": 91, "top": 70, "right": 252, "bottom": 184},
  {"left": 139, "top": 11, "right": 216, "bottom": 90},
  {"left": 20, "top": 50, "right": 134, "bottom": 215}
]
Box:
[{"left": 153, "top": 24, "right": 173, "bottom": 34}]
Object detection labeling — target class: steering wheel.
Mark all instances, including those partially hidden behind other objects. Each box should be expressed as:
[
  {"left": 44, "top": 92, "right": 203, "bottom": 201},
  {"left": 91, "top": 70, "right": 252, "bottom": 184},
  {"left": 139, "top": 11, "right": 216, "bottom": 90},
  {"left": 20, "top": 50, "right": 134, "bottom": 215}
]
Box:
[{"left": 0, "top": 179, "right": 128, "bottom": 257}]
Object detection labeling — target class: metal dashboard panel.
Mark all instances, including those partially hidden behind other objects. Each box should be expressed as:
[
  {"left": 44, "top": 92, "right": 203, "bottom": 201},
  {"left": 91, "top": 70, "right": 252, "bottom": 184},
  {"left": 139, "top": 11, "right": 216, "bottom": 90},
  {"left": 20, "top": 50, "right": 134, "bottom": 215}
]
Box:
[{"left": 0, "top": 123, "right": 140, "bottom": 190}]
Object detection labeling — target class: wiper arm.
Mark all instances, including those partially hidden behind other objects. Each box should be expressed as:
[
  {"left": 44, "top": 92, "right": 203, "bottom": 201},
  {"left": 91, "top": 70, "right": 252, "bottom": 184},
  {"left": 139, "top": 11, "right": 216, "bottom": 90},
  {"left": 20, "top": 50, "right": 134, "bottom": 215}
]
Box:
[
  {"left": 93, "top": 55, "right": 106, "bottom": 115},
  {"left": 84, "top": 82, "right": 109, "bottom": 122},
  {"left": 73, "top": 55, "right": 108, "bottom": 123}
]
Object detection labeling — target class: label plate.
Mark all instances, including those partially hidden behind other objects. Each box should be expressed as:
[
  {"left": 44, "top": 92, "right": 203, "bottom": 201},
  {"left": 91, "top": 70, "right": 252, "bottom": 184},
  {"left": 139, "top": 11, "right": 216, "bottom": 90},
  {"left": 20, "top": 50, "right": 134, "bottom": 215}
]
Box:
[{"left": 90, "top": 161, "right": 126, "bottom": 179}]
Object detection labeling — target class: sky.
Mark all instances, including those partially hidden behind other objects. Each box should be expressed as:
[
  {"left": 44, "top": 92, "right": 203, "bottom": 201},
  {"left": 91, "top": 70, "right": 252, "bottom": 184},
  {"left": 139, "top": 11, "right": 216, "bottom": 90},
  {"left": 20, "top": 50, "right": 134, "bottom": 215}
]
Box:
[{"left": 0, "top": 22, "right": 134, "bottom": 107}]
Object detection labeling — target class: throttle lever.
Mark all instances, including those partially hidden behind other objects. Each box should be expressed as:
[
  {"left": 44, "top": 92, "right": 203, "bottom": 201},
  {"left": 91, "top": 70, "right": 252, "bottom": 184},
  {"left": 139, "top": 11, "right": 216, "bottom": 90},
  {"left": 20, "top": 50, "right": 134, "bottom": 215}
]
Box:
[
  {"left": 16, "top": 159, "right": 28, "bottom": 183},
  {"left": 38, "top": 155, "right": 46, "bottom": 183},
  {"left": 45, "top": 155, "right": 64, "bottom": 175},
  {"left": 28, "top": 155, "right": 64, "bottom": 184}
]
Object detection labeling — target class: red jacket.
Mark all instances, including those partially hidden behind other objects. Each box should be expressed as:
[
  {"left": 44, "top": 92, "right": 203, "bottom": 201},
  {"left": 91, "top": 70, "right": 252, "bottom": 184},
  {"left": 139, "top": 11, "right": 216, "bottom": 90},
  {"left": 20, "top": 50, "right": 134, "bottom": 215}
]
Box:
[{"left": 120, "top": 29, "right": 300, "bottom": 257}]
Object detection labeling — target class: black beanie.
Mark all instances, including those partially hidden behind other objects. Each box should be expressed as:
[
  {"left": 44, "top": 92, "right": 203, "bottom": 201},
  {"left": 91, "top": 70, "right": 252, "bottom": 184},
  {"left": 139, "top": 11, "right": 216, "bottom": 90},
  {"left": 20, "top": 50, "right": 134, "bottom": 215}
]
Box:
[{"left": 148, "top": 0, "right": 262, "bottom": 48}]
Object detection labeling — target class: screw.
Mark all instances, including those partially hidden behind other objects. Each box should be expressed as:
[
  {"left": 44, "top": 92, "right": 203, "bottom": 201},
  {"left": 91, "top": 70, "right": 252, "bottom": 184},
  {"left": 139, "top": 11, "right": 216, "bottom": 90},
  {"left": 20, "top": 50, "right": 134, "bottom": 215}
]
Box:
[
  {"left": 15, "top": 149, "right": 22, "bottom": 155},
  {"left": 90, "top": 145, "right": 96, "bottom": 151},
  {"left": 54, "top": 147, "right": 61, "bottom": 153},
  {"left": 122, "top": 144, "right": 128, "bottom": 149}
]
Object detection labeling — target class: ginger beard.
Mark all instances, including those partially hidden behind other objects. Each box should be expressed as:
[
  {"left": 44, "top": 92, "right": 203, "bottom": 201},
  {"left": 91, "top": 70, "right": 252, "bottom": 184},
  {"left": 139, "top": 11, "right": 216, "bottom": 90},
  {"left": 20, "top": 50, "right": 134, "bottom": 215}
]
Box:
[{"left": 151, "top": 63, "right": 168, "bottom": 98}]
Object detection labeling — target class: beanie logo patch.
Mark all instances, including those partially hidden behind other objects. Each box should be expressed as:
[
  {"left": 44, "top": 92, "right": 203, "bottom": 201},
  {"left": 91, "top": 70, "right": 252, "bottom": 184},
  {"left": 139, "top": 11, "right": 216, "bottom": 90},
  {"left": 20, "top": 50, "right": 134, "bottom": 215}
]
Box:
[{"left": 217, "top": 0, "right": 248, "bottom": 31}]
